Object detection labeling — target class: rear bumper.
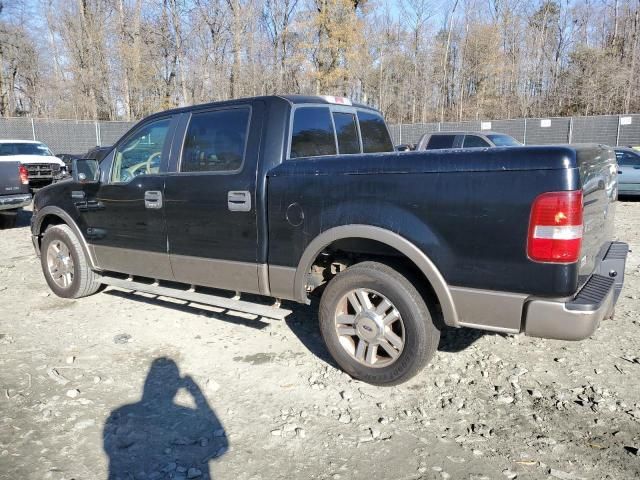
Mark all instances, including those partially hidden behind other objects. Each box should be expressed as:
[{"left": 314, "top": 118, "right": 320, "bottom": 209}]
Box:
[
  {"left": 0, "top": 193, "right": 31, "bottom": 211},
  {"left": 523, "top": 242, "right": 629, "bottom": 340}
]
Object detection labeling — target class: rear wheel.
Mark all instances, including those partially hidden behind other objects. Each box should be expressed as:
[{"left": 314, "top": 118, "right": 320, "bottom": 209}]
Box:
[
  {"left": 319, "top": 261, "right": 440, "bottom": 385},
  {"left": 40, "top": 224, "right": 102, "bottom": 298}
]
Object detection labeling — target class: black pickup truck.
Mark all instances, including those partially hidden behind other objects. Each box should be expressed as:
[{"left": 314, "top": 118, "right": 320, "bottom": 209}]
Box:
[
  {"left": 0, "top": 161, "right": 31, "bottom": 228},
  {"left": 30, "top": 95, "right": 628, "bottom": 385}
]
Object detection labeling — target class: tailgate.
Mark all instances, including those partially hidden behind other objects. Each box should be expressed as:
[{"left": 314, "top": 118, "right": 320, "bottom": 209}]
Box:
[
  {"left": 575, "top": 145, "right": 617, "bottom": 288},
  {"left": 0, "top": 161, "right": 26, "bottom": 195}
]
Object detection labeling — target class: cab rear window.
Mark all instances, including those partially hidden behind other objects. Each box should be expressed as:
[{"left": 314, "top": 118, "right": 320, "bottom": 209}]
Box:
[
  {"left": 358, "top": 111, "right": 394, "bottom": 153},
  {"left": 289, "top": 106, "right": 393, "bottom": 159},
  {"left": 290, "top": 107, "right": 337, "bottom": 158},
  {"left": 333, "top": 112, "right": 360, "bottom": 154}
]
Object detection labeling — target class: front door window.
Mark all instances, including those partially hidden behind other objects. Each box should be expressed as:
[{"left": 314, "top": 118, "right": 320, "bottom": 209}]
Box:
[{"left": 111, "top": 119, "right": 171, "bottom": 183}]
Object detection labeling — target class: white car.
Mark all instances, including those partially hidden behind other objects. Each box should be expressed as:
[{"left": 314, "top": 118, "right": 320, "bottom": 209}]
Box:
[{"left": 0, "top": 140, "right": 66, "bottom": 188}]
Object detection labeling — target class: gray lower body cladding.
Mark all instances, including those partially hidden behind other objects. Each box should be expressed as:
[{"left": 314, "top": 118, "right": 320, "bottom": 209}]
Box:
[{"left": 452, "top": 242, "right": 628, "bottom": 340}]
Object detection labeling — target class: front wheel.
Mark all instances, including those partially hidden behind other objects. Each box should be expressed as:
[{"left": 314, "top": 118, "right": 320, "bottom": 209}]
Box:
[
  {"left": 318, "top": 261, "right": 440, "bottom": 385},
  {"left": 40, "top": 224, "right": 102, "bottom": 299}
]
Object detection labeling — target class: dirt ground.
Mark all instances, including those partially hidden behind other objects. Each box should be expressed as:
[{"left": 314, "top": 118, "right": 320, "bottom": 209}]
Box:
[{"left": 1, "top": 201, "right": 639, "bottom": 480}]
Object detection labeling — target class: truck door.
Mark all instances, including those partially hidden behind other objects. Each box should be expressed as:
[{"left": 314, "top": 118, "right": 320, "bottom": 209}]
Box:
[
  {"left": 163, "top": 103, "right": 263, "bottom": 294},
  {"left": 79, "top": 116, "right": 176, "bottom": 279}
]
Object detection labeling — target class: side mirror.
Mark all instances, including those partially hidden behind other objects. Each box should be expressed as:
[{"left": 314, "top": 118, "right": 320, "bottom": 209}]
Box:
[{"left": 72, "top": 158, "right": 100, "bottom": 183}]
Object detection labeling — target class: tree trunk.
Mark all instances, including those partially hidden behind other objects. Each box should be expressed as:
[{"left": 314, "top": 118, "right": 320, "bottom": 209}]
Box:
[
  {"left": 625, "top": 4, "right": 639, "bottom": 113},
  {"left": 441, "top": 0, "right": 459, "bottom": 122},
  {"left": 117, "top": 0, "right": 132, "bottom": 120}
]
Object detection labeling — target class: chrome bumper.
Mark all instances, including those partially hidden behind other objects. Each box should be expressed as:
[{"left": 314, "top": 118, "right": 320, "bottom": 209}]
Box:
[
  {"left": 0, "top": 193, "right": 31, "bottom": 211},
  {"left": 523, "top": 242, "right": 629, "bottom": 340}
]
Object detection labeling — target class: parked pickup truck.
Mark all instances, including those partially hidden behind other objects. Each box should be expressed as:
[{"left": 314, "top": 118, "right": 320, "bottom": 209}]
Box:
[
  {"left": 0, "top": 140, "right": 66, "bottom": 188},
  {"left": 0, "top": 161, "right": 31, "bottom": 228},
  {"left": 30, "top": 95, "right": 628, "bottom": 385}
]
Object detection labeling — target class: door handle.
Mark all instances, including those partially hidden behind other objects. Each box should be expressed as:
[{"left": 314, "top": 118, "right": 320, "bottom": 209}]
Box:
[
  {"left": 144, "top": 190, "right": 163, "bottom": 209},
  {"left": 228, "top": 191, "right": 251, "bottom": 212},
  {"left": 76, "top": 200, "right": 104, "bottom": 211}
]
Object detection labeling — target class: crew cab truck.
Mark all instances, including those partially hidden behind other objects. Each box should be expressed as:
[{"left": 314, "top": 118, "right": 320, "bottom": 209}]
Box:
[{"left": 30, "top": 95, "right": 628, "bottom": 385}]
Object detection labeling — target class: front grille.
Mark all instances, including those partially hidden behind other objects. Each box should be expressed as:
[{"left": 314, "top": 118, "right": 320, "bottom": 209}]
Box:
[{"left": 26, "top": 163, "right": 59, "bottom": 179}]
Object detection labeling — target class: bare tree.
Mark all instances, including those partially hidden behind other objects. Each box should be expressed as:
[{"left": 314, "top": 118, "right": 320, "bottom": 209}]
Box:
[{"left": 1, "top": 0, "right": 640, "bottom": 122}]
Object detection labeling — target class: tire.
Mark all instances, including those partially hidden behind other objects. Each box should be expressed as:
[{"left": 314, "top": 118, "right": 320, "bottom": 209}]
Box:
[
  {"left": 318, "top": 261, "right": 440, "bottom": 385},
  {"left": 40, "top": 224, "right": 102, "bottom": 299}
]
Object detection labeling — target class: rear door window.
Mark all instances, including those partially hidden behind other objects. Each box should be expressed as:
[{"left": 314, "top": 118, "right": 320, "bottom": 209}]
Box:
[
  {"left": 426, "top": 135, "right": 456, "bottom": 149},
  {"left": 463, "top": 135, "right": 491, "bottom": 148},
  {"left": 180, "top": 108, "right": 250, "bottom": 173},
  {"left": 333, "top": 112, "right": 360, "bottom": 154},
  {"left": 357, "top": 111, "right": 394, "bottom": 153},
  {"left": 290, "top": 107, "right": 337, "bottom": 158}
]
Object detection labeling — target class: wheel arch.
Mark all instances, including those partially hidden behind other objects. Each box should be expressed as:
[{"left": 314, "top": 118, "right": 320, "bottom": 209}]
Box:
[
  {"left": 32, "top": 206, "right": 99, "bottom": 270},
  {"left": 294, "top": 225, "right": 459, "bottom": 327}
]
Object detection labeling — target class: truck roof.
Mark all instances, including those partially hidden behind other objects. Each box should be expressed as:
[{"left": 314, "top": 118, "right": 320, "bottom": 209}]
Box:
[
  {"left": 0, "top": 139, "right": 44, "bottom": 144},
  {"left": 142, "top": 95, "right": 381, "bottom": 123},
  {"left": 277, "top": 95, "right": 377, "bottom": 111}
]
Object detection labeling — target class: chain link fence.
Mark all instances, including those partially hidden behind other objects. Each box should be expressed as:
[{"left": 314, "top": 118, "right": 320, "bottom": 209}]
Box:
[
  {"left": 0, "top": 114, "right": 639, "bottom": 155},
  {"left": 0, "top": 118, "right": 136, "bottom": 155},
  {"left": 389, "top": 114, "right": 640, "bottom": 147}
]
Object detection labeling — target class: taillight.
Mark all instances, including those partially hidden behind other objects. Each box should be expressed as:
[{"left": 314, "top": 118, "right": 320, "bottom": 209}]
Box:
[
  {"left": 527, "top": 190, "right": 583, "bottom": 263},
  {"left": 19, "top": 164, "right": 29, "bottom": 185}
]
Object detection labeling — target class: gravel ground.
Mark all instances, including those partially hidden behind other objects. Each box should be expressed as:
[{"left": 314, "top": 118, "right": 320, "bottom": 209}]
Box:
[{"left": 1, "top": 202, "right": 639, "bottom": 480}]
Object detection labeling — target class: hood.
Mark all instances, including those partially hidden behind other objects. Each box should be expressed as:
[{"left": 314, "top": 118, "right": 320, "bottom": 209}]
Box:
[{"left": 0, "top": 155, "right": 65, "bottom": 166}]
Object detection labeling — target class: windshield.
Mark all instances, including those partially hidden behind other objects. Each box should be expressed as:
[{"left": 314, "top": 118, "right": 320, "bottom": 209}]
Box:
[
  {"left": 0, "top": 142, "right": 53, "bottom": 156},
  {"left": 486, "top": 134, "right": 520, "bottom": 147}
]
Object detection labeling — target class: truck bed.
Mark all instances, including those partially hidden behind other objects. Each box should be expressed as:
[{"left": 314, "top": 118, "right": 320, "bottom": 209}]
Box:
[{"left": 267, "top": 145, "right": 617, "bottom": 298}]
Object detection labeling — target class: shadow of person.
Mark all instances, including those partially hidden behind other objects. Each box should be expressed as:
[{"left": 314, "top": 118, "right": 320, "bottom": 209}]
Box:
[{"left": 103, "top": 357, "right": 227, "bottom": 480}]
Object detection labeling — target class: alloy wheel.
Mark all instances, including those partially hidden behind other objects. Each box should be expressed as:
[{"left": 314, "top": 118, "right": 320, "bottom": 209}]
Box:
[
  {"left": 334, "top": 288, "right": 405, "bottom": 368},
  {"left": 46, "top": 239, "right": 75, "bottom": 289}
]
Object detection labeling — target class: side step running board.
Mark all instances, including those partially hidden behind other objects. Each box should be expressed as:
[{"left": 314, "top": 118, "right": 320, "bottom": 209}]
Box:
[{"left": 100, "top": 275, "right": 292, "bottom": 320}]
